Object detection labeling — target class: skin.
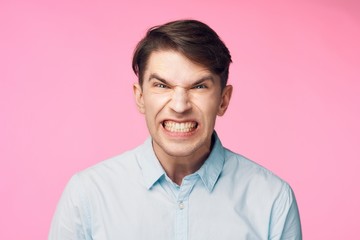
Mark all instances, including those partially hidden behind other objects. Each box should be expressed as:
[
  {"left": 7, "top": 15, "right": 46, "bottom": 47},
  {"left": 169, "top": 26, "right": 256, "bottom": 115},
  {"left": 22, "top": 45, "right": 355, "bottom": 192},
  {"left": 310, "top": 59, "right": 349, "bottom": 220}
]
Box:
[{"left": 134, "top": 50, "right": 232, "bottom": 185}]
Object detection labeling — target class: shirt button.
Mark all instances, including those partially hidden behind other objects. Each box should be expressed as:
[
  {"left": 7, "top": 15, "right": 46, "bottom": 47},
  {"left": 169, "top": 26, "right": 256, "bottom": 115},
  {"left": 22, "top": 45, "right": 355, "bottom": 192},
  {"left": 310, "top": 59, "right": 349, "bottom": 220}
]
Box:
[{"left": 178, "top": 201, "right": 184, "bottom": 210}]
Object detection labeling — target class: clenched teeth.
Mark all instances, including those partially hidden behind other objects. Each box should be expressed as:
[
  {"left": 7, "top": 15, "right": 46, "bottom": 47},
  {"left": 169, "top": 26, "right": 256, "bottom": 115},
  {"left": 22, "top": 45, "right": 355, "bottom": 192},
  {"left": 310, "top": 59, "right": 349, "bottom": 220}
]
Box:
[{"left": 163, "top": 121, "right": 197, "bottom": 133}]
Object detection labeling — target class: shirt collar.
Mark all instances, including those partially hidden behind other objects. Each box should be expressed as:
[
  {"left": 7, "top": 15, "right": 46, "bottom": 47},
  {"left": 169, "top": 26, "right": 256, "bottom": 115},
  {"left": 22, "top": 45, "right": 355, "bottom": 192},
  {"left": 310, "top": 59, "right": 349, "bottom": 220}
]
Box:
[
  {"left": 136, "top": 131, "right": 225, "bottom": 191},
  {"left": 195, "top": 132, "right": 225, "bottom": 192},
  {"left": 136, "top": 137, "right": 165, "bottom": 190}
]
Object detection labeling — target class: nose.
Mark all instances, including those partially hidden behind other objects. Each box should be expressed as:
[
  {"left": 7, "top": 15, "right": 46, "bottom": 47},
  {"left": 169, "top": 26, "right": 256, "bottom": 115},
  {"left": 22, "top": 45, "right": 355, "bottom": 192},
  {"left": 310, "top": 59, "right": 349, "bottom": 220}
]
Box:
[{"left": 169, "top": 87, "right": 192, "bottom": 113}]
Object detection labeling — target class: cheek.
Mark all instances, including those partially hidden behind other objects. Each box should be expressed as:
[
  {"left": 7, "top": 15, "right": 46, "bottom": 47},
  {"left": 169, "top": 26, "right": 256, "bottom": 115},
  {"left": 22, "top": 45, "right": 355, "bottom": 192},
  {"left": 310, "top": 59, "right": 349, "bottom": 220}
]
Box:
[
  {"left": 143, "top": 94, "right": 169, "bottom": 116},
  {"left": 194, "top": 94, "right": 222, "bottom": 112},
  {"left": 194, "top": 102, "right": 221, "bottom": 126},
  {"left": 158, "top": 94, "right": 172, "bottom": 103}
]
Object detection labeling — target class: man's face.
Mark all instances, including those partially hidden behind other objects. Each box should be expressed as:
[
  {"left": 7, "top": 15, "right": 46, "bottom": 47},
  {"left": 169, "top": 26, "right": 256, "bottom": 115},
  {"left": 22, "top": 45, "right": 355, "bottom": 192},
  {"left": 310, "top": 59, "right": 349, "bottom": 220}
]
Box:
[{"left": 134, "top": 50, "right": 232, "bottom": 162}]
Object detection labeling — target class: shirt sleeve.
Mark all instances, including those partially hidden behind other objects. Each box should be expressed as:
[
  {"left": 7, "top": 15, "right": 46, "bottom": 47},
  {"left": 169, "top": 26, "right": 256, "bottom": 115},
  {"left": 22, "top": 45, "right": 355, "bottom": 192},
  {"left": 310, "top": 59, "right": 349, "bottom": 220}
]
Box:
[
  {"left": 48, "top": 174, "right": 92, "bottom": 240},
  {"left": 269, "top": 182, "right": 302, "bottom": 240}
]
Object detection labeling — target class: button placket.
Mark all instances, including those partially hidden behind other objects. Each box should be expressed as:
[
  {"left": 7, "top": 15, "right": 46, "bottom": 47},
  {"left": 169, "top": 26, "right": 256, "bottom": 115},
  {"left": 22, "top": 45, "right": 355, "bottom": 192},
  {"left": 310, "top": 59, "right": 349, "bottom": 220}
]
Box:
[
  {"left": 174, "top": 175, "right": 199, "bottom": 240},
  {"left": 178, "top": 201, "right": 185, "bottom": 210}
]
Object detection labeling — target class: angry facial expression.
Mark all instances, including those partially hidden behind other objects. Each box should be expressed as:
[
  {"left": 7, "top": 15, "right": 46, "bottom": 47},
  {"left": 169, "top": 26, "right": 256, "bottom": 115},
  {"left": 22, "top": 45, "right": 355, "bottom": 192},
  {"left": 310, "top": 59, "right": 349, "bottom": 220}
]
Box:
[{"left": 134, "top": 50, "right": 232, "bottom": 163}]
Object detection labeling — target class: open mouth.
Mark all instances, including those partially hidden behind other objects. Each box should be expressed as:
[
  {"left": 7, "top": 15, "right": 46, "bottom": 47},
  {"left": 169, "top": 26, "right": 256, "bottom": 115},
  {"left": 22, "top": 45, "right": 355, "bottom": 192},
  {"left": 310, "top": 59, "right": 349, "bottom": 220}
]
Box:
[{"left": 162, "top": 120, "right": 198, "bottom": 133}]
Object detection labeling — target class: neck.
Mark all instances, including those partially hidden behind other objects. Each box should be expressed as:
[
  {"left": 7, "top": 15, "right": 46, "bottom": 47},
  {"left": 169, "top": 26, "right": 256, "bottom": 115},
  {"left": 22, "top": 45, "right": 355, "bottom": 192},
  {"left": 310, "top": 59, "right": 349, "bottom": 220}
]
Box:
[
  {"left": 153, "top": 144, "right": 212, "bottom": 186},
  {"left": 152, "top": 134, "right": 216, "bottom": 185},
  {"left": 160, "top": 156, "right": 207, "bottom": 185}
]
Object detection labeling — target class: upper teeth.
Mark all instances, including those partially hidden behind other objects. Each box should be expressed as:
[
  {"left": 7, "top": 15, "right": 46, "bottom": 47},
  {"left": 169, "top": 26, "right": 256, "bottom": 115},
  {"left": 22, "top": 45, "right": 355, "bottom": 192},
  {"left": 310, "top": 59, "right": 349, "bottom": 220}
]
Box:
[{"left": 164, "top": 121, "right": 197, "bottom": 132}]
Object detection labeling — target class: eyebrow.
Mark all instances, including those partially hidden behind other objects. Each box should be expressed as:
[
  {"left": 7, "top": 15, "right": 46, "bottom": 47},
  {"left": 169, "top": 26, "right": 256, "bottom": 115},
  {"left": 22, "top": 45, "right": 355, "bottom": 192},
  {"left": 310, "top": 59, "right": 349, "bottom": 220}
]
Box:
[
  {"left": 148, "top": 73, "right": 215, "bottom": 86},
  {"left": 148, "top": 73, "right": 169, "bottom": 84}
]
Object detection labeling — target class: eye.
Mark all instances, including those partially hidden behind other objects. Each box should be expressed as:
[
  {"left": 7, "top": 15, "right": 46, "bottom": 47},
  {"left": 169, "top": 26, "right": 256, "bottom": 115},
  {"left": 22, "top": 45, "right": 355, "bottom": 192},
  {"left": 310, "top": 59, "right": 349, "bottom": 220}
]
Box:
[
  {"left": 154, "top": 83, "right": 168, "bottom": 89},
  {"left": 193, "top": 84, "right": 207, "bottom": 89}
]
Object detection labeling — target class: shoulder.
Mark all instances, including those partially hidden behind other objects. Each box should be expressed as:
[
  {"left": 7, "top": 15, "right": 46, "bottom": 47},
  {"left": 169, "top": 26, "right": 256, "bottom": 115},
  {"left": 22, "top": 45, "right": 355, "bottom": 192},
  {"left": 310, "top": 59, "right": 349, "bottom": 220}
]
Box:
[
  {"left": 221, "top": 148, "right": 290, "bottom": 197},
  {"left": 72, "top": 144, "right": 145, "bottom": 191}
]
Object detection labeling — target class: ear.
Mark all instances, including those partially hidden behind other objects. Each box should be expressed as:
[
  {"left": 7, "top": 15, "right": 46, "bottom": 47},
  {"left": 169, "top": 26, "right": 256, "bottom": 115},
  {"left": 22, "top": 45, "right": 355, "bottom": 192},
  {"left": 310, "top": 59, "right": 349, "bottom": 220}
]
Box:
[
  {"left": 217, "top": 85, "right": 233, "bottom": 116},
  {"left": 133, "top": 83, "right": 145, "bottom": 114}
]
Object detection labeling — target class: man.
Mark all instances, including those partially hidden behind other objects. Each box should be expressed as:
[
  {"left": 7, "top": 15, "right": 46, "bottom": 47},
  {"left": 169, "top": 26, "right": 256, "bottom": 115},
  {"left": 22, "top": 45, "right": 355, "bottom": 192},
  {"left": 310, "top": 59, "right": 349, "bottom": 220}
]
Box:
[{"left": 49, "top": 20, "right": 302, "bottom": 239}]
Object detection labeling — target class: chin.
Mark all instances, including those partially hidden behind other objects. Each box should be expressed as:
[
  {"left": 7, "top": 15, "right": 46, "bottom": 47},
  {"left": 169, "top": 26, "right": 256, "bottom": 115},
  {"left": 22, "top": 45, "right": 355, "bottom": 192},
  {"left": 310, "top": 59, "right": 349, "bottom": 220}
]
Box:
[{"left": 163, "top": 147, "right": 196, "bottom": 158}]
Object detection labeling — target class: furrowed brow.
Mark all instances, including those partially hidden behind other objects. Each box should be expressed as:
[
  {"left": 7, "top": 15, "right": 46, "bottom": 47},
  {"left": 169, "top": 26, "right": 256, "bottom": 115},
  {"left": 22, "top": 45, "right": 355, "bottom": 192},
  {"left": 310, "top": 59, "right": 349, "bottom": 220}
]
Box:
[
  {"left": 148, "top": 73, "right": 215, "bottom": 87},
  {"left": 192, "top": 75, "right": 215, "bottom": 86},
  {"left": 148, "top": 73, "right": 168, "bottom": 84}
]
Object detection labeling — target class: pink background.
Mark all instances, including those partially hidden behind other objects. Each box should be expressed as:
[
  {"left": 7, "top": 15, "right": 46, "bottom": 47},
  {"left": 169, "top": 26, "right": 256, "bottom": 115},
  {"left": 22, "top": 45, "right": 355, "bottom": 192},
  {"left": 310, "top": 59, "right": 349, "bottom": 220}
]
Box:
[{"left": 1, "top": 0, "right": 359, "bottom": 239}]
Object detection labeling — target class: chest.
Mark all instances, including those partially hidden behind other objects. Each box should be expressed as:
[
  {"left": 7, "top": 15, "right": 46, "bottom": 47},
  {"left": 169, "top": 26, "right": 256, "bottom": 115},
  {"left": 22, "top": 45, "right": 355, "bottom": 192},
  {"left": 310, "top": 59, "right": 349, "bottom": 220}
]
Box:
[{"left": 88, "top": 184, "right": 271, "bottom": 240}]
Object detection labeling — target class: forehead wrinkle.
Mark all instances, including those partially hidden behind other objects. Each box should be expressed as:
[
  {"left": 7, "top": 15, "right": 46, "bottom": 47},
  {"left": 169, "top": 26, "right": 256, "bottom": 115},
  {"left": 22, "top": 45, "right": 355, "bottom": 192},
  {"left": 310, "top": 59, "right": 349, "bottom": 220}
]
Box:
[{"left": 146, "top": 50, "right": 219, "bottom": 87}]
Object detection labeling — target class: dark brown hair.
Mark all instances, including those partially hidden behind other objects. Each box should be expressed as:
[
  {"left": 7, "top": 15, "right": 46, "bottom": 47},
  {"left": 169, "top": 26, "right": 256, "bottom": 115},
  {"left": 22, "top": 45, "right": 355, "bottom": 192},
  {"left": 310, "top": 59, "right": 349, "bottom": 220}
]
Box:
[{"left": 132, "top": 19, "right": 232, "bottom": 89}]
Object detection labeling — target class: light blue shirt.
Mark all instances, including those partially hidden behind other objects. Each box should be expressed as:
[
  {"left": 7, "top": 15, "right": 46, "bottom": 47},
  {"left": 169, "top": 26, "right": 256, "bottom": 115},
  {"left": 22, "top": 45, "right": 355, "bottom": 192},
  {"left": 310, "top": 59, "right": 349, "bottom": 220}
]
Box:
[{"left": 49, "top": 133, "right": 302, "bottom": 239}]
